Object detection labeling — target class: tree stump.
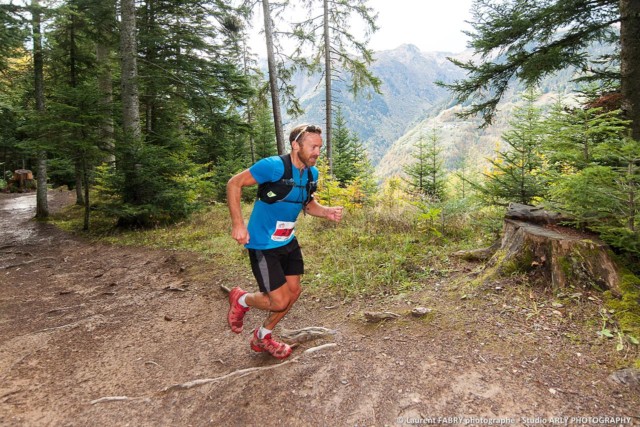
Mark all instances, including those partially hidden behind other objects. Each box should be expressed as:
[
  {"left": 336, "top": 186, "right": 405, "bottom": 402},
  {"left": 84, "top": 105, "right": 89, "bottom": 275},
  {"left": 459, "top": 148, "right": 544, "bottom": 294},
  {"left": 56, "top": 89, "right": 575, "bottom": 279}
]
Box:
[
  {"left": 9, "top": 169, "right": 35, "bottom": 192},
  {"left": 481, "top": 204, "right": 621, "bottom": 294}
]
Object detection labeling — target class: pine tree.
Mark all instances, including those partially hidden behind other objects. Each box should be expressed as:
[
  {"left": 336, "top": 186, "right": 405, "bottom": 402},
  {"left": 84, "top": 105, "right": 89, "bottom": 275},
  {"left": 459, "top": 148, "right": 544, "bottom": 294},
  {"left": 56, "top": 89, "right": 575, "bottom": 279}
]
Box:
[
  {"left": 32, "top": 0, "right": 49, "bottom": 218},
  {"left": 0, "top": 4, "right": 29, "bottom": 183},
  {"left": 545, "top": 91, "right": 629, "bottom": 169},
  {"left": 0, "top": 3, "right": 29, "bottom": 73},
  {"left": 444, "top": 0, "right": 640, "bottom": 142},
  {"left": 253, "top": 101, "right": 277, "bottom": 160},
  {"left": 545, "top": 103, "right": 637, "bottom": 253},
  {"left": 290, "top": 0, "right": 380, "bottom": 174},
  {"left": 404, "top": 128, "right": 445, "bottom": 200},
  {"left": 332, "top": 108, "right": 359, "bottom": 184},
  {"left": 479, "top": 90, "right": 546, "bottom": 206}
]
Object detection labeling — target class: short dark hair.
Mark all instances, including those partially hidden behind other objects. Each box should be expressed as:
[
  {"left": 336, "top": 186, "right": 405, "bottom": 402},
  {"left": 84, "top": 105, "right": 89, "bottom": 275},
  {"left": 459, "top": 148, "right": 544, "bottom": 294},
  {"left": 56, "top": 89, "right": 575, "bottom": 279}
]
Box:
[{"left": 289, "top": 124, "right": 322, "bottom": 144}]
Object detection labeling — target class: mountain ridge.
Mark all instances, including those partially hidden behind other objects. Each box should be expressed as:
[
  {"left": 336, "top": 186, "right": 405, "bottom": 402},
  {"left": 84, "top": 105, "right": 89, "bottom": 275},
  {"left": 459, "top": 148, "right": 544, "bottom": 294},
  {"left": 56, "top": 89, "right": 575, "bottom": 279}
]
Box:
[{"left": 289, "top": 43, "right": 582, "bottom": 178}]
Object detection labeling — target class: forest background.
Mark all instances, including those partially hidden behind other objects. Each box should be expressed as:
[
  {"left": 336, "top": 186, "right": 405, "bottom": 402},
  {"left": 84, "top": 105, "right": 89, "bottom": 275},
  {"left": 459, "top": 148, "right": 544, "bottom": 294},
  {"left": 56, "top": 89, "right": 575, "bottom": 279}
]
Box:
[{"left": 0, "top": 0, "right": 639, "bottom": 363}]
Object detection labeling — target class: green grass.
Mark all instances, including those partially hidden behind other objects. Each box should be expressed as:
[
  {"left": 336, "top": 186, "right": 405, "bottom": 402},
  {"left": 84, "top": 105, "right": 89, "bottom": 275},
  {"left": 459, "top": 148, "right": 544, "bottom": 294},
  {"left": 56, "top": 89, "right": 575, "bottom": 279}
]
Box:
[
  {"left": 51, "top": 201, "right": 466, "bottom": 298},
  {"left": 297, "top": 209, "right": 453, "bottom": 297}
]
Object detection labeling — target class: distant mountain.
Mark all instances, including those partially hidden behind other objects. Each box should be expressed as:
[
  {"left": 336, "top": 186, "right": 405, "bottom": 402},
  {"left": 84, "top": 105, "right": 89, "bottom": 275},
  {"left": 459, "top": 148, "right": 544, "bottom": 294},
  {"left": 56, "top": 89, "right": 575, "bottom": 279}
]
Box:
[
  {"left": 290, "top": 42, "right": 596, "bottom": 179},
  {"left": 375, "top": 70, "right": 581, "bottom": 178},
  {"left": 290, "top": 44, "right": 468, "bottom": 165}
]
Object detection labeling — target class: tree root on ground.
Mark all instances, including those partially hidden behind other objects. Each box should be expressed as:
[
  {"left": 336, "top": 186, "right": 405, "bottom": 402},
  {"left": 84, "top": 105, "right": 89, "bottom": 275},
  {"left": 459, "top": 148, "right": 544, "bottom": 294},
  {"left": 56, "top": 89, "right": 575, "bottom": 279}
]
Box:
[
  {"left": 363, "top": 311, "right": 400, "bottom": 322},
  {"left": 89, "top": 342, "right": 338, "bottom": 405},
  {"left": 1, "top": 257, "right": 56, "bottom": 270},
  {"left": 280, "top": 326, "right": 337, "bottom": 344},
  {"left": 219, "top": 285, "right": 339, "bottom": 344}
]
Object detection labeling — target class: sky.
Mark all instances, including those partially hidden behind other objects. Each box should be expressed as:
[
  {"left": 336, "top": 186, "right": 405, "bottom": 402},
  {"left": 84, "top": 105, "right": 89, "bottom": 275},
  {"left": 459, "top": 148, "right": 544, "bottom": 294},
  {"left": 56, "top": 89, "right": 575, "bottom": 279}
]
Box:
[
  {"left": 365, "top": 0, "right": 474, "bottom": 53},
  {"left": 249, "top": 0, "right": 474, "bottom": 56}
]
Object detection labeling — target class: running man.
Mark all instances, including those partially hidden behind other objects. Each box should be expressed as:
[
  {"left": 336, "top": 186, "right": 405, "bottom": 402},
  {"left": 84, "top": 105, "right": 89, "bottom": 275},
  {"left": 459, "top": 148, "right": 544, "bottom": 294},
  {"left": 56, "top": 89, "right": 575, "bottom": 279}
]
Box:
[{"left": 226, "top": 124, "right": 343, "bottom": 359}]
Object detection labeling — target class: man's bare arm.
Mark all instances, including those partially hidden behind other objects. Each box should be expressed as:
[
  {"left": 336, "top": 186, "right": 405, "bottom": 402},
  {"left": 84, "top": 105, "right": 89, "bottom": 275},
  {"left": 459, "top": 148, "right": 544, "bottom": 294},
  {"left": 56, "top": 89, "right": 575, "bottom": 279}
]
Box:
[
  {"left": 304, "top": 199, "right": 343, "bottom": 222},
  {"left": 227, "top": 170, "right": 258, "bottom": 245}
]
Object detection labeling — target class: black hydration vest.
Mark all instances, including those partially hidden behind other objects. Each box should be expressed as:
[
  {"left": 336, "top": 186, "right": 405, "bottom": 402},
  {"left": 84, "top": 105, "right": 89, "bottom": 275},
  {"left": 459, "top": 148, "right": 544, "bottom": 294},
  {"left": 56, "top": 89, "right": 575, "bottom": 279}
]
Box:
[{"left": 257, "top": 154, "right": 317, "bottom": 206}]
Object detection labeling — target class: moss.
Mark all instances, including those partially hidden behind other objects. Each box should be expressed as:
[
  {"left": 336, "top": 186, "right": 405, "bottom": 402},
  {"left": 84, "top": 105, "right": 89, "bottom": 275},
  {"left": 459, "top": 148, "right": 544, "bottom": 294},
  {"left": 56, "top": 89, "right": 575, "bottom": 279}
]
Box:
[
  {"left": 497, "top": 243, "right": 535, "bottom": 276},
  {"left": 604, "top": 269, "right": 640, "bottom": 365},
  {"left": 557, "top": 255, "right": 574, "bottom": 278}
]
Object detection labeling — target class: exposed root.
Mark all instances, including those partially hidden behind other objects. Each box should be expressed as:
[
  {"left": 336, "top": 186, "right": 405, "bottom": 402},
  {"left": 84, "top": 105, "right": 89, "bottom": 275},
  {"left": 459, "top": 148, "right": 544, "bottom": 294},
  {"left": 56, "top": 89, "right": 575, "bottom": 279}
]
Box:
[
  {"left": 162, "top": 362, "right": 294, "bottom": 393},
  {"left": 89, "top": 342, "right": 339, "bottom": 405},
  {"left": 0, "top": 389, "right": 22, "bottom": 402},
  {"left": 219, "top": 284, "right": 231, "bottom": 294},
  {"left": 45, "top": 304, "right": 86, "bottom": 315},
  {"left": 90, "top": 396, "right": 143, "bottom": 405},
  {"left": 0, "top": 251, "right": 33, "bottom": 257},
  {"left": 301, "top": 343, "right": 337, "bottom": 354},
  {"left": 280, "top": 326, "right": 337, "bottom": 344},
  {"left": 1, "top": 257, "right": 56, "bottom": 270},
  {"left": 363, "top": 311, "right": 400, "bottom": 322},
  {"left": 162, "top": 343, "right": 338, "bottom": 393}
]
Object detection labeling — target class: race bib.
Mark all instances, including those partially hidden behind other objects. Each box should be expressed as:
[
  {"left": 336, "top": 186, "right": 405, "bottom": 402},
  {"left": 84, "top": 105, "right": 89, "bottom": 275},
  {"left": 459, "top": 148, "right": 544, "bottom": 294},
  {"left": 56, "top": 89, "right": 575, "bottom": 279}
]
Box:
[{"left": 271, "top": 221, "right": 296, "bottom": 241}]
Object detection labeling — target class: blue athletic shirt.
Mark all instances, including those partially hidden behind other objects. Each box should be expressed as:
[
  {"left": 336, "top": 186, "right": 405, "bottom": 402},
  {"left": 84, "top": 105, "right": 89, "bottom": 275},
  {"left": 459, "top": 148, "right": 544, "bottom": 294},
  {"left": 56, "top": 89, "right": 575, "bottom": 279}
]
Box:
[{"left": 246, "top": 155, "right": 319, "bottom": 250}]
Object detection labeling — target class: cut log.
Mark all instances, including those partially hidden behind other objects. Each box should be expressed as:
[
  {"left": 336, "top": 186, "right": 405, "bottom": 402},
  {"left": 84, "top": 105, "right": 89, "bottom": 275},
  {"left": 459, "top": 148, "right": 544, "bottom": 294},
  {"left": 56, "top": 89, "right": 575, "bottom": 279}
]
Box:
[
  {"left": 485, "top": 219, "right": 621, "bottom": 294},
  {"left": 506, "top": 202, "right": 571, "bottom": 225}
]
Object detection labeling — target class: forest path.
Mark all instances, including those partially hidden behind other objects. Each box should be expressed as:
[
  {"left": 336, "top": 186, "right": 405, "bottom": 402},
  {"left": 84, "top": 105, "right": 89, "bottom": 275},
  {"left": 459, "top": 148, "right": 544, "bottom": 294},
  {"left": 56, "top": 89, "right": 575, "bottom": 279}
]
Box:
[{"left": 0, "top": 191, "right": 638, "bottom": 426}]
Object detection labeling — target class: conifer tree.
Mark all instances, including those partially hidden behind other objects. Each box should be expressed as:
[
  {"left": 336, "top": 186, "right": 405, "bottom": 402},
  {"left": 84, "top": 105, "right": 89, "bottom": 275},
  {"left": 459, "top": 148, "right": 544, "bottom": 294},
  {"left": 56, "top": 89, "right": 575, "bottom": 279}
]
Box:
[
  {"left": 0, "top": 3, "right": 28, "bottom": 73},
  {"left": 32, "top": 0, "right": 48, "bottom": 218},
  {"left": 332, "top": 108, "right": 359, "bottom": 184},
  {"left": 44, "top": 0, "right": 115, "bottom": 229},
  {"left": 291, "top": 0, "right": 380, "bottom": 174},
  {"left": 543, "top": 101, "right": 637, "bottom": 253},
  {"left": 543, "top": 95, "right": 630, "bottom": 172},
  {"left": 444, "top": 0, "right": 640, "bottom": 142},
  {"left": 404, "top": 128, "right": 445, "bottom": 200},
  {"left": 0, "top": 4, "right": 29, "bottom": 181},
  {"left": 479, "top": 90, "right": 546, "bottom": 205},
  {"left": 253, "top": 101, "right": 278, "bottom": 160}
]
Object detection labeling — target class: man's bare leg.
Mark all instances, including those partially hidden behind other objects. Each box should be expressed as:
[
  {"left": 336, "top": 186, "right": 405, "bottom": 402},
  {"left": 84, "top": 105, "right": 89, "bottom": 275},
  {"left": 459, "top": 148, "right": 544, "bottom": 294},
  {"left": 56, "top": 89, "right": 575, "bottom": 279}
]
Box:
[
  {"left": 245, "top": 275, "right": 301, "bottom": 329},
  {"left": 242, "top": 276, "right": 301, "bottom": 359}
]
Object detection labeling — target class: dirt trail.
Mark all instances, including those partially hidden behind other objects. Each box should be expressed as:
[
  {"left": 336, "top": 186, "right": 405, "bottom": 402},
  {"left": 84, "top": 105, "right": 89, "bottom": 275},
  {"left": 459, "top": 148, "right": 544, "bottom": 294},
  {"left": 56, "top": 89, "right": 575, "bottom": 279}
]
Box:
[{"left": 0, "top": 191, "right": 638, "bottom": 426}]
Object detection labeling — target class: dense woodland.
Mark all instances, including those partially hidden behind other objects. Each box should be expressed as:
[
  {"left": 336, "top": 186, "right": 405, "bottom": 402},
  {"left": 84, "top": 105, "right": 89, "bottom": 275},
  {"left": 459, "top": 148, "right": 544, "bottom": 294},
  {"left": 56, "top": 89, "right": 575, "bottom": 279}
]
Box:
[{"left": 0, "top": 0, "right": 639, "bottom": 265}]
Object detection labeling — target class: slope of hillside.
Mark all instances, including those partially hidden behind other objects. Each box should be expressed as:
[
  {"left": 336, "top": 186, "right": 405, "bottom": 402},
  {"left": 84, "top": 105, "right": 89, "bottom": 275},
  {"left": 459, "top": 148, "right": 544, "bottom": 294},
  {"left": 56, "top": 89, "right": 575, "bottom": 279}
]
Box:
[
  {"left": 375, "top": 84, "right": 579, "bottom": 179},
  {"left": 289, "top": 41, "right": 599, "bottom": 177},
  {"left": 291, "top": 44, "right": 468, "bottom": 164}
]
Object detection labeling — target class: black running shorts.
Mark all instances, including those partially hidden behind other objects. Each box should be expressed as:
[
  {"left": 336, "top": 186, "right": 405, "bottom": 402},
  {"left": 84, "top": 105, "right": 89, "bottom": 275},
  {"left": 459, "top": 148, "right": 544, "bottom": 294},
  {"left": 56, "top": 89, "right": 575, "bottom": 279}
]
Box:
[{"left": 248, "top": 238, "right": 304, "bottom": 293}]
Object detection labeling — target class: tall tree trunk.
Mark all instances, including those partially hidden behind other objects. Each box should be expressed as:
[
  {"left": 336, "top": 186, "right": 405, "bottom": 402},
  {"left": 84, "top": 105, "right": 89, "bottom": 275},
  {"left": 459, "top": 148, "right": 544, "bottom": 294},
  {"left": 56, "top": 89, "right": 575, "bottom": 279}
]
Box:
[
  {"left": 83, "top": 155, "right": 90, "bottom": 231},
  {"left": 69, "top": 14, "right": 84, "bottom": 206},
  {"left": 261, "top": 0, "right": 285, "bottom": 154},
  {"left": 620, "top": 0, "right": 640, "bottom": 140},
  {"left": 143, "top": 0, "right": 155, "bottom": 136},
  {"left": 32, "top": 0, "right": 48, "bottom": 218},
  {"left": 120, "top": 0, "right": 141, "bottom": 143},
  {"left": 620, "top": 0, "right": 640, "bottom": 233},
  {"left": 243, "top": 42, "right": 256, "bottom": 163},
  {"left": 75, "top": 157, "right": 84, "bottom": 205},
  {"left": 323, "top": 0, "right": 333, "bottom": 174},
  {"left": 96, "top": 43, "right": 115, "bottom": 164},
  {"left": 120, "top": 0, "right": 142, "bottom": 207}
]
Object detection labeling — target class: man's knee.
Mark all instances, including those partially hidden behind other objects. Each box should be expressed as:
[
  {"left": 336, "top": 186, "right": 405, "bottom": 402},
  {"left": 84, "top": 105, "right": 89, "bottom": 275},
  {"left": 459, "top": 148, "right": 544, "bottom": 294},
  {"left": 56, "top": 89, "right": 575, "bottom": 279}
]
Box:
[
  {"left": 292, "top": 283, "right": 302, "bottom": 299},
  {"left": 286, "top": 276, "right": 302, "bottom": 298},
  {"left": 268, "top": 289, "right": 291, "bottom": 312},
  {"left": 269, "top": 298, "right": 289, "bottom": 312}
]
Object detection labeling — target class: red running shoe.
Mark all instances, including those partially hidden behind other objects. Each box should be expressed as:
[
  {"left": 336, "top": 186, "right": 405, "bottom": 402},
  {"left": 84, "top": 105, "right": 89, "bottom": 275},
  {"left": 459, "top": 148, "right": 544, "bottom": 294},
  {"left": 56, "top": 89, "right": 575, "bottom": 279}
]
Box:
[
  {"left": 250, "top": 328, "right": 292, "bottom": 360},
  {"left": 228, "top": 287, "right": 249, "bottom": 333}
]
